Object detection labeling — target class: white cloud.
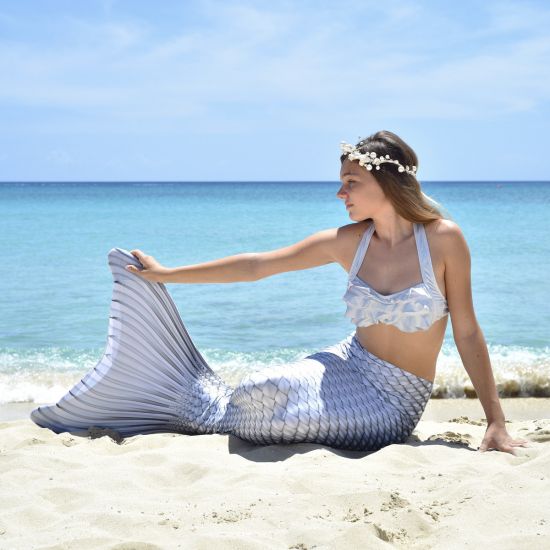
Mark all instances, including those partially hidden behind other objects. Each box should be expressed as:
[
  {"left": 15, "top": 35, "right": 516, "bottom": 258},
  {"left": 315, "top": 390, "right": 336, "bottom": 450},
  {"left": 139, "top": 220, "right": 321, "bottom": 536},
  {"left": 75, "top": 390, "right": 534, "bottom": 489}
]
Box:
[{"left": 0, "top": 0, "right": 549, "bottom": 129}]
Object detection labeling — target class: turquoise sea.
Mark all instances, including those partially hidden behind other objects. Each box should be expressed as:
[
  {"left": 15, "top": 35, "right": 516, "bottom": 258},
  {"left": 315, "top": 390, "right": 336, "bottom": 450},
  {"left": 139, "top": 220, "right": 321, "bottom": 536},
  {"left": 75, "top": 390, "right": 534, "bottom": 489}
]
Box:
[{"left": 1, "top": 181, "right": 549, "bottom": 403}]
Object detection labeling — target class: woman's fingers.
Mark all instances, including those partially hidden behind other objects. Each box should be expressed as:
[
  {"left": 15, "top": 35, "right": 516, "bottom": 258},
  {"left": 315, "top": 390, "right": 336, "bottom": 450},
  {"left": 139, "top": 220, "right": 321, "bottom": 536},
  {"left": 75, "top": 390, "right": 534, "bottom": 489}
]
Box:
[
  {"left": 126, "top": 249, "right": 145, "bottom": 272},
  {"left": 130, "top": 249, "right": 145, "bottom": 259},
  {"left": 124, "top": 249, "right": 166, "bottom": 282},
  {"left": 479, "top": 435, "right": 531, "bottom": 454}
]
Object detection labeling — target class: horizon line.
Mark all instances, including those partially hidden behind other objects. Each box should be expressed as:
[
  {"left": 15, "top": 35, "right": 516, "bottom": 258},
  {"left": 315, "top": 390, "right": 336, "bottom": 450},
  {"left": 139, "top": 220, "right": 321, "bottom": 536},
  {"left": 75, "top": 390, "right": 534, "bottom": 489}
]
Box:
[{"left": 1, "top": 180, "right": 549, "bottom": 184}]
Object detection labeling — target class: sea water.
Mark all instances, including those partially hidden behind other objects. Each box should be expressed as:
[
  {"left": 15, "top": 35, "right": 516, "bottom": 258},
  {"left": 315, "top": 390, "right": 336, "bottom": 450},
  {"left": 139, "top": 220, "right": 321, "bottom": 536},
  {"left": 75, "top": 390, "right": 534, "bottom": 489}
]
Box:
[{"left": 1, "top": 181, "right": 549, "bottom": 403}]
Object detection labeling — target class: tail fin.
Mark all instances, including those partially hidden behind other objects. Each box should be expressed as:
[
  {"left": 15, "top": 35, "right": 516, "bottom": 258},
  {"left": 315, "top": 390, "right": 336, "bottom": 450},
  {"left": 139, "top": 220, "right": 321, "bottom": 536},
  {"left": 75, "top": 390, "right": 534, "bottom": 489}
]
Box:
[{"left": 30, "top": 248, "right": 233, "bottom": 438}]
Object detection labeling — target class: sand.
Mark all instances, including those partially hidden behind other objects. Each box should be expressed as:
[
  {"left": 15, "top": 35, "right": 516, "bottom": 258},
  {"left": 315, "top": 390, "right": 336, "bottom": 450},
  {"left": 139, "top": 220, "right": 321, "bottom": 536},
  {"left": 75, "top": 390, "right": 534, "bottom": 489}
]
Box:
[{"left": 1, "top": 399, "right": 549, "bottom": 550}]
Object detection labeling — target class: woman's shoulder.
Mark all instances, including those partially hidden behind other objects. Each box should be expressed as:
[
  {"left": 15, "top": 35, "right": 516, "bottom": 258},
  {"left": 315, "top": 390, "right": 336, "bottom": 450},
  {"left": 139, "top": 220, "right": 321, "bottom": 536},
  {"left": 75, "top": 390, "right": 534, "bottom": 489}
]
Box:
[
  {"left": 424, "top": 218, "right": 465, "bottom": 241},
  {"left": 424, "top": 218, "right": 469, "bottom": 264},
  {"left": 335, "top": 220, "right": 372, "bottom": 247},
  {"left": 331, "top": 221, "right": 372, "bottom": 268},
  {"left": 337, "top": 219, "right": 372, "bottom": 238}
]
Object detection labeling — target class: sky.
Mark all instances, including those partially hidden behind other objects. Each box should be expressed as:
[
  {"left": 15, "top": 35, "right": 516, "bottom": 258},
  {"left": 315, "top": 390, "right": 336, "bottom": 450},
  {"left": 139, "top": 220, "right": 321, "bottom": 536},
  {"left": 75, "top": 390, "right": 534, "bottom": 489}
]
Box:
[{"left": 1, "top": 0, "right": 549, "bottom": 181}]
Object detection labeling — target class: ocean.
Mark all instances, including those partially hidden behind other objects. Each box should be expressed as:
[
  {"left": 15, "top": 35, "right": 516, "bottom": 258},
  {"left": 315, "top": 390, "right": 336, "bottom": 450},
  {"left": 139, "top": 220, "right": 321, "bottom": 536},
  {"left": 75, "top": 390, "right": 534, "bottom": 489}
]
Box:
[{"left": 1, "top": 181, "right": 549, "bottom": 403}]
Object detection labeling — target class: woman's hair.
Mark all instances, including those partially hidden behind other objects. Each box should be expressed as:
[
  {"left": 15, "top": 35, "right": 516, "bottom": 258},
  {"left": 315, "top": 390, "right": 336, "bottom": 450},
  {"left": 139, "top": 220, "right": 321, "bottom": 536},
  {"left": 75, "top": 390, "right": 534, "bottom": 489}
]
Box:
[{"left": 340, "top": 130, "right": 451, "bottom": 223}]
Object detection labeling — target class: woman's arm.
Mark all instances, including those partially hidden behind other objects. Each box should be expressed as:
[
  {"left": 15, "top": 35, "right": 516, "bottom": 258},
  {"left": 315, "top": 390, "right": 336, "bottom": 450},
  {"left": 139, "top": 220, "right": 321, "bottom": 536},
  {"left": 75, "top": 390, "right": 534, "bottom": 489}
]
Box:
[
  {"left": 126, "top": 227, "right": 339, "bottom": 284},
  {"left": 442, "top": 221, "right": 529, "bottom": 454},
  {"left": 166, "top": 253, "right": 257, "bottom": 283}
]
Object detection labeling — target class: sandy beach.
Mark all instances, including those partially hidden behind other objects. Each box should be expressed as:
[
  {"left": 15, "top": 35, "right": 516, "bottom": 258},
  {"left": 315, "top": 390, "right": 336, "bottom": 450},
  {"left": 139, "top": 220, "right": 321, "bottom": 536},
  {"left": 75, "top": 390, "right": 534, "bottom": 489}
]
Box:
[{"left": 1, "top": 398, "right": 548, "bottom": 549}]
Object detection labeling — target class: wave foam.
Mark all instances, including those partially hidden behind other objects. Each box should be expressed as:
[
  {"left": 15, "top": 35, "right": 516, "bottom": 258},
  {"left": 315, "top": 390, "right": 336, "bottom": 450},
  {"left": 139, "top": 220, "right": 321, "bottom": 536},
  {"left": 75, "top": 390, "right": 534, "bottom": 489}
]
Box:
[{"left": 1, "top": 342, "right": 549, "bottom": 404}]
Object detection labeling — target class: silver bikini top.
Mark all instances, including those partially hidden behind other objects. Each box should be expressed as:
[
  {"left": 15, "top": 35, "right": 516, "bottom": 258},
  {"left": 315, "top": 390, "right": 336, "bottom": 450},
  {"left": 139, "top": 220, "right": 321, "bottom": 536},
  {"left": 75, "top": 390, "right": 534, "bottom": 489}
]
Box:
[{"left": 342, "top": 222, "right": 449, "bottom": 333}]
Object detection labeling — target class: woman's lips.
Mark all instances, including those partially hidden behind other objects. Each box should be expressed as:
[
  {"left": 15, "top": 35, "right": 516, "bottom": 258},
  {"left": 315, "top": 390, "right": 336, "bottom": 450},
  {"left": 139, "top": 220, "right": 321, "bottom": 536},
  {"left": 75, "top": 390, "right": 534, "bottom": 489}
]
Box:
[{"left": 346, "top": 204, "right": 353, "bottom": 209}]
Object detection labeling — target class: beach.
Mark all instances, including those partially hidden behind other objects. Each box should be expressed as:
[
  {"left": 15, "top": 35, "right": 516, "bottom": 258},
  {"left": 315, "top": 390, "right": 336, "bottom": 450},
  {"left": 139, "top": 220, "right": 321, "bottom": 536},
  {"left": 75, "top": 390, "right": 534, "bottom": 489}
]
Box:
[
  {"left": 2, "top": 0, "right": 550, "bottom": 547},
  {"left": 2, "top": 398, "right": 549, "bottom": 549}
]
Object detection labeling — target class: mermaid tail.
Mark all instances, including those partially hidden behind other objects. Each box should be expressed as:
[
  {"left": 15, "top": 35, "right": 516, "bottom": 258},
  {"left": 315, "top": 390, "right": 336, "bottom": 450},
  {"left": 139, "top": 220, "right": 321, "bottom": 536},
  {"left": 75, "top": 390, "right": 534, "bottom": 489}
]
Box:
[
  {"left": 217, "top": 338, "right": 433, "bottom": 450},
  {"left": 31, "top": 248, "right": 433, "bottom": 451},
  {"left": 30, "top": 247, "right": 233, "bottom": 437}
]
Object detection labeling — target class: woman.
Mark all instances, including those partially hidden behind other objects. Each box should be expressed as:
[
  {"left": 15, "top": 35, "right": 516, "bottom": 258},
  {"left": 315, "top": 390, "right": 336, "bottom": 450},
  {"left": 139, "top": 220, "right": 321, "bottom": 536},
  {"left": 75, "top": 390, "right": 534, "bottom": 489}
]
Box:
[{"left": 30, "top": 130, "right": 528, "bottom": 454}]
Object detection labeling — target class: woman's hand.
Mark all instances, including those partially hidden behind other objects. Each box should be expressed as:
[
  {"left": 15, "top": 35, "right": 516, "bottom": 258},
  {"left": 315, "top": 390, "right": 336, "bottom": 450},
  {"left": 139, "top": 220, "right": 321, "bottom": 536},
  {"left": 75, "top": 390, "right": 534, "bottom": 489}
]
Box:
[
  {"left": 125, "top": 249, "right": 172, "bottom": 283},
  {"left": 478, "top": 422, "right": 530, "bottom": 455}
]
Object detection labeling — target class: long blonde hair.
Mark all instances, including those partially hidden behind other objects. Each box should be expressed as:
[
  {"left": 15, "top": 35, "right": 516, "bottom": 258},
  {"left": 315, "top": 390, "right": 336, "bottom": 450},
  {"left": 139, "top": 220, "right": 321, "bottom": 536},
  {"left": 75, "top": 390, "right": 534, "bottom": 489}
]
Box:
[{"left": 340, "top": 130, "right": 452, "bottom": 223}]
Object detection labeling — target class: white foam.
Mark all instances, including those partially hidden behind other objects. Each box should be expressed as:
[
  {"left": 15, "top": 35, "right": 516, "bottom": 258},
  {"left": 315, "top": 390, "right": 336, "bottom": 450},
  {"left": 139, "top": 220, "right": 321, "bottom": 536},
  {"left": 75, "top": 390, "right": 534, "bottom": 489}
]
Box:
[{"left": 1, "top": 342, "right": 549, "bottom": 404}]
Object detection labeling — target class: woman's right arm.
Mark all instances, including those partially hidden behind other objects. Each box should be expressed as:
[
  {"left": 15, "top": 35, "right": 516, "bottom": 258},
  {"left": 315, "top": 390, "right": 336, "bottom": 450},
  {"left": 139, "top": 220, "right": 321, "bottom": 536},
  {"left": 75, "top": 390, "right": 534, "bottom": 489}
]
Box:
[{"left": 129, "top": 228, "right": 340, "bottom": 284}]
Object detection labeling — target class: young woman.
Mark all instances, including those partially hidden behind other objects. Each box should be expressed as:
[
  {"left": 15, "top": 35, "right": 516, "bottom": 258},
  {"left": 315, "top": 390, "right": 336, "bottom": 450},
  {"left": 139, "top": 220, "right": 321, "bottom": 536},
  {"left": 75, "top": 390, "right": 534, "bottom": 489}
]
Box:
[{"left": 30, "top": 130, "right": 528, "bottom": 454}]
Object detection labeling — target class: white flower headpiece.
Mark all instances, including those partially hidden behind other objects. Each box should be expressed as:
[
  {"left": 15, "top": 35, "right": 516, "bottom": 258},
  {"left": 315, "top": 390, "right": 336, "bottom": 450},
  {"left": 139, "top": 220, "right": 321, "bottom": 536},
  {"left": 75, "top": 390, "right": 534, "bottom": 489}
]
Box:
[{"left": 340, "top": 141, "right": 417, "bottom": 177}]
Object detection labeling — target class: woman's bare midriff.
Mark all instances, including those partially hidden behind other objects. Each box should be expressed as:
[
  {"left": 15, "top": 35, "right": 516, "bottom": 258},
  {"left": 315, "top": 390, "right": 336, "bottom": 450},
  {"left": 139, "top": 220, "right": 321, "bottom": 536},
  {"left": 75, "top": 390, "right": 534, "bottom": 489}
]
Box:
[{"left": 354, "top": 316, "right": 447, "bottom": 383}]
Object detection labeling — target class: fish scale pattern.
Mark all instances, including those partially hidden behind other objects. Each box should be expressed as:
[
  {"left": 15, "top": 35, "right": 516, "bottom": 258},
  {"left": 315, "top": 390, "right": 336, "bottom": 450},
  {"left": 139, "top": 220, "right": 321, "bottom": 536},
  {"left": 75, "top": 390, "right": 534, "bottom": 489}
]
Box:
[{"left": 30, "top": 248, "right": 433, "bottom": 452}]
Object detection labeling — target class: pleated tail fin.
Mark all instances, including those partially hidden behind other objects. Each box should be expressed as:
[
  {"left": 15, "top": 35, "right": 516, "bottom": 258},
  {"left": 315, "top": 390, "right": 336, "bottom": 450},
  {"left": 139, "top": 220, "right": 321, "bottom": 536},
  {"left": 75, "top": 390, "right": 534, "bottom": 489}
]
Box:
[{"left": 30, "top": 248, "right": 233, "bottom": 438}]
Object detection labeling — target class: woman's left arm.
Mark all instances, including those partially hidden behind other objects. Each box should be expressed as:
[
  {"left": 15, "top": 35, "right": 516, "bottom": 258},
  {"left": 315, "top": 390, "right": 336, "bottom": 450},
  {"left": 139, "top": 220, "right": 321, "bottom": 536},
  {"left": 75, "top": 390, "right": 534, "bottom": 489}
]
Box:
[{"left": 440, "top": 221, "right": 529, "bottom": 455}]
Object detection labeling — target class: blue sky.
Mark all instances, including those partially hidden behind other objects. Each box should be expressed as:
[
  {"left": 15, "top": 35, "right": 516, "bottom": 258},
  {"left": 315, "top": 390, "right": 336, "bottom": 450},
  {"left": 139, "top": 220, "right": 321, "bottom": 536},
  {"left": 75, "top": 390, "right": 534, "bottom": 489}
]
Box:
[{"left": 1, "top": 0, "right": 549, "bottom": 181}]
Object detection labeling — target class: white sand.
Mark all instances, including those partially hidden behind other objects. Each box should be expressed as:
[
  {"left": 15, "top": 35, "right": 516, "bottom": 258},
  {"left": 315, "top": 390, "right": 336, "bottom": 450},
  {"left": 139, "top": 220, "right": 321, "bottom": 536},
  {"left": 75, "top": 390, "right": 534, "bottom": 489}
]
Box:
[{"left": 1, "top": 399, "right": 549, "bottom": 549}]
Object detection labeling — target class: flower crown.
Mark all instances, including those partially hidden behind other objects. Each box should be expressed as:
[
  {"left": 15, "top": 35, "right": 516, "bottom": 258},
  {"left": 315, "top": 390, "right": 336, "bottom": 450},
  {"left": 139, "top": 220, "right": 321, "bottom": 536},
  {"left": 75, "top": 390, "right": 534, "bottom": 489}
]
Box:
[{"left": 340, "top": 141, "right": 417, "bottom": 177}]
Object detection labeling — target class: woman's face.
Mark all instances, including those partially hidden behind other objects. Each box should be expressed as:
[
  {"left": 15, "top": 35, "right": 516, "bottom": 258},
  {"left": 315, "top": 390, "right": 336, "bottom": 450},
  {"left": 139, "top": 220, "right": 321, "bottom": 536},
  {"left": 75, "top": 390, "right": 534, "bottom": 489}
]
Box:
[{"left": 337, "top": 158, "right": 388, "bottom": 221}]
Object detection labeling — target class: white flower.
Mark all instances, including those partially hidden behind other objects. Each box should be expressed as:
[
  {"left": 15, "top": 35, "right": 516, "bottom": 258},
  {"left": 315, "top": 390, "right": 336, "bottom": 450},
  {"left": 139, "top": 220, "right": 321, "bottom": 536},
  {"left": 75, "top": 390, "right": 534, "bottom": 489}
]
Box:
[{"left": 340, "top": 140, "right": 417, "bottom": 177}]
